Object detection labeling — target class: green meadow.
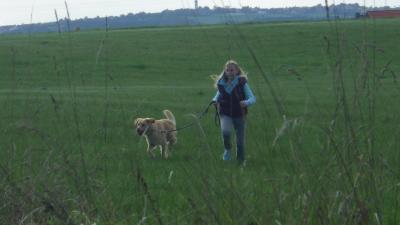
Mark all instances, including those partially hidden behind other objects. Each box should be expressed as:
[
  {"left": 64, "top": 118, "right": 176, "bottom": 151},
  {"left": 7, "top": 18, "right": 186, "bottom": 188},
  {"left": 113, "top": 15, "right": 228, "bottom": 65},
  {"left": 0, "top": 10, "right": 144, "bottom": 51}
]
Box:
[{"left": 1, "top": 18, "right": 400, "bottom": 224}]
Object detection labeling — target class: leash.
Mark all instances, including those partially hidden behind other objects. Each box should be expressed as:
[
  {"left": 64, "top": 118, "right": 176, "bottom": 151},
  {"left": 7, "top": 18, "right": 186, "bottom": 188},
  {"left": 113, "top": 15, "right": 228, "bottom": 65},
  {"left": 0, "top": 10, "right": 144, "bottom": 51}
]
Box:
[
  {"left": 163, "top": 101, "right": 219, "bottom": 133},
  {"left": 214, "top": 103, "right": 220, "bottom": 127}
]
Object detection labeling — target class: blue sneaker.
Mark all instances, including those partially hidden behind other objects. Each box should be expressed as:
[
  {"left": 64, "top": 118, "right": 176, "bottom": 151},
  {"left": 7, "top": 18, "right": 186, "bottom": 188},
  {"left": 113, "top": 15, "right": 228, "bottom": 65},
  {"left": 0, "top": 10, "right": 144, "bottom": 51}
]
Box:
[{"left": 223, "top": 150, "right": 231, "bottom": 161}]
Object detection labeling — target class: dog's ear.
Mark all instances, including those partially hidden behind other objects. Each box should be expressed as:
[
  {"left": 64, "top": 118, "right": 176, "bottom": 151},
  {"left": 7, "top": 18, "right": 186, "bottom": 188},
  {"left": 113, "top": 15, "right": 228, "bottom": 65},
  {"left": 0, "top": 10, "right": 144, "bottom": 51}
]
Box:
[
  {"left": 146, "top": 118, "right": 155, "bottom": 124},
  {"left": 134, "top": 118, "right": 141, "bottom": 126}
]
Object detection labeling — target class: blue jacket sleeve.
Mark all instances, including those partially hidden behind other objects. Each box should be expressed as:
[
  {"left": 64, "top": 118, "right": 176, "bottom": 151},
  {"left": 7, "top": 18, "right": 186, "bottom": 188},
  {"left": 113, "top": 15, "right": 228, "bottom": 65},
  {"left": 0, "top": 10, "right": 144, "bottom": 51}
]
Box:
[{"left": 243, "top": 83, "right": 256, "bottom": 106}]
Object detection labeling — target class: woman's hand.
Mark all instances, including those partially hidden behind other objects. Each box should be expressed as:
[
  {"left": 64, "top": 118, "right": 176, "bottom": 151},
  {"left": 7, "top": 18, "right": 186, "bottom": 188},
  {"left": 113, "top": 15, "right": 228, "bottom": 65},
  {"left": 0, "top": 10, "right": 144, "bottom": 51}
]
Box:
[
  {"left": 240, "top": 101, "right": 247, "bottom": 108},
  {"left": 212, "top": 101, "right": 220, "bottom": 110}
]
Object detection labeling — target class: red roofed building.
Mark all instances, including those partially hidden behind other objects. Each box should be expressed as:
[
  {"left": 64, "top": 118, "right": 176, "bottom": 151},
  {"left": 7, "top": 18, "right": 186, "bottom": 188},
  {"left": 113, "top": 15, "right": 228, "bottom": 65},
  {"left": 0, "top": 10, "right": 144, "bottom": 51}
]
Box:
[{"left": 367, "top": 9, "right": 400, "bottom": 18}]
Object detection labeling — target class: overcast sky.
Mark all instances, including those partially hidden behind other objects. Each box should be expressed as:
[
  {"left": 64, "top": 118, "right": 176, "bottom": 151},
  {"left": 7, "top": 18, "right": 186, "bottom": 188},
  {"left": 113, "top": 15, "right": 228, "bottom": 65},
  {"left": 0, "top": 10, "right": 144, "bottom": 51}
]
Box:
[{"left": 0, "top": 0, "right": 398, "bottom": 26}]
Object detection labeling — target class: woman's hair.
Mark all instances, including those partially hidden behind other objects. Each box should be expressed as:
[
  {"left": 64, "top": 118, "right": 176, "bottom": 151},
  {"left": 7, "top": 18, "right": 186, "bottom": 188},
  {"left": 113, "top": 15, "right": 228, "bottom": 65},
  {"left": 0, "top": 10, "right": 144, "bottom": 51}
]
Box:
[{"left": 211, "top": 60, "right": 248, "bottom": 88}]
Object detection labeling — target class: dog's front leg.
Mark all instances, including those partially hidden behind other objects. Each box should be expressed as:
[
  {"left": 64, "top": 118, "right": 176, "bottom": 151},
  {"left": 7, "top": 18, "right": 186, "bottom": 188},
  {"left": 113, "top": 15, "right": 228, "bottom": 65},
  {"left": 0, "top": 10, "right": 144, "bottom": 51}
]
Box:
[
  {"left": 161, "top": 144, "right": 169, "bottom": 159},
  {"left": 147, "top": 144, "right": 157, "bottom": 158}
]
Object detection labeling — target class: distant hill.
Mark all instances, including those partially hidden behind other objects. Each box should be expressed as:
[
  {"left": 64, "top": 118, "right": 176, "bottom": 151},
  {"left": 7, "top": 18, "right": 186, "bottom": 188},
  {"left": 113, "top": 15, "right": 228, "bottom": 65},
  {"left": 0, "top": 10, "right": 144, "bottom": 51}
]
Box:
[{"left": 0, "top": 3, "right": 396, "bottom": 34}]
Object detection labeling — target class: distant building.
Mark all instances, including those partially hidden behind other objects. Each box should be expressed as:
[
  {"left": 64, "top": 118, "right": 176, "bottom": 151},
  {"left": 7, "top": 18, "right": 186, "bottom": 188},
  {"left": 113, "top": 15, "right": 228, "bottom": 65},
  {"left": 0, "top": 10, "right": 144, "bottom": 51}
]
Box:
[
  {"left": 195, "top": 0, "right": 198, "bottom": 9},
  {"left": 367, "top": 9, "right": 400, "bottom": 18}
]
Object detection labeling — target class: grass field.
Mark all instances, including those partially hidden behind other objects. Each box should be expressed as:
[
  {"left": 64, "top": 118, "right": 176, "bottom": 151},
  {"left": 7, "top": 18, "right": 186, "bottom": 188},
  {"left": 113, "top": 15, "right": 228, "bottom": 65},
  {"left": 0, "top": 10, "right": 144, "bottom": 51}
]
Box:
[{"left": 1, "top": 18, "right": 400, "bottom": 225}]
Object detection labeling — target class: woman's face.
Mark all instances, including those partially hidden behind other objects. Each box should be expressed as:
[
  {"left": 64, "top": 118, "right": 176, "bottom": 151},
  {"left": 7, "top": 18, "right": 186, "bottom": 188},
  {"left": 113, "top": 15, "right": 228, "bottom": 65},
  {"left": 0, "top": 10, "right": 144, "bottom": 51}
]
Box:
[{"left": 225, "top": 64, "right": 239, "bottom": 79}]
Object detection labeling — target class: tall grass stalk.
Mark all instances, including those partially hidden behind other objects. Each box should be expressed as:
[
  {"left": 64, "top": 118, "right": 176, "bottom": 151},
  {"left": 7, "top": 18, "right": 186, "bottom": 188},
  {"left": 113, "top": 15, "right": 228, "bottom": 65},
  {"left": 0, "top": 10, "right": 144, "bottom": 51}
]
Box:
[{"left": 63, "top": 0, "right": 91, "bottom": 202}]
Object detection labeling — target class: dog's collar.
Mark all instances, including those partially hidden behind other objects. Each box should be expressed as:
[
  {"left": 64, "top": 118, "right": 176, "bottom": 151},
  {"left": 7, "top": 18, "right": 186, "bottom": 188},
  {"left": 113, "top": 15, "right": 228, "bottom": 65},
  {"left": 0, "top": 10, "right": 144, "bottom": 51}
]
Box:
[{"left": 143, "top": 125, "right": 152, "bottom": 135}]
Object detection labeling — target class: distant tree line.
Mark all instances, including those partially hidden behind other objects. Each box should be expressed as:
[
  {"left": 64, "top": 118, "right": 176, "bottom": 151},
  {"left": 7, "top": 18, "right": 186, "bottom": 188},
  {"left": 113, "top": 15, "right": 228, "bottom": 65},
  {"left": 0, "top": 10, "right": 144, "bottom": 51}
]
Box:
[{"left": 0, "top": 3, "right": 397, "bottom": 34}]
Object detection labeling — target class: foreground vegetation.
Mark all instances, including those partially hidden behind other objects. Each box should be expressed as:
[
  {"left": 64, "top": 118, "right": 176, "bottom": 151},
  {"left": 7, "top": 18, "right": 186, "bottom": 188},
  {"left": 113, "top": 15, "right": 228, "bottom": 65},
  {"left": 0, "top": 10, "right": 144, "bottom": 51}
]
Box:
[{"left": 1, "top": 18, "right": 400, "bottom": 224}]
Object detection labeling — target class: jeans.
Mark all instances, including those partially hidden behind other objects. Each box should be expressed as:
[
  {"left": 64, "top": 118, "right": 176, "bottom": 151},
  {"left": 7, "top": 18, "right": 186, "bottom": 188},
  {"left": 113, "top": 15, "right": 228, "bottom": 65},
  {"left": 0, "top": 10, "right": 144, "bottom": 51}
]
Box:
[{"left": 220, "top": 114, "right": 246, "bottom": 162}]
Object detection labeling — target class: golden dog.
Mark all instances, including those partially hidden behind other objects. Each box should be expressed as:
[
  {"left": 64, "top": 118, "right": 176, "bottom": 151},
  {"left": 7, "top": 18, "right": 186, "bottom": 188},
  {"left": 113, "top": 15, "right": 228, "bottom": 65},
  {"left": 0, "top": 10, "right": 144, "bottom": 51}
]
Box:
[{"left": 134, "top": 110, "right": 177, "bottom": 158}]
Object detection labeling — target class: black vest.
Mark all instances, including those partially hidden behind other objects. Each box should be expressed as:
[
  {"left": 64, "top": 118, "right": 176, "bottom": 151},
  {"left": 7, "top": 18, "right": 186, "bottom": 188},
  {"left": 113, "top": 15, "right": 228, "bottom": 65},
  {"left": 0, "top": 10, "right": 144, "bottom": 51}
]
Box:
[{"left": 217, "top": 77, "right": 248, "bottom": 117}]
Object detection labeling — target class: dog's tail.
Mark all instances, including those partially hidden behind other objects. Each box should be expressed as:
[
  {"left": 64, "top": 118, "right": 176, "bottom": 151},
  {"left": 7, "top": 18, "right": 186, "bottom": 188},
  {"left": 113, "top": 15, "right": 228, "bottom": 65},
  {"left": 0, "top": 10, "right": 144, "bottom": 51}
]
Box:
[{"left": 163, "top": 110, "right": 176, "bottom": 125}]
